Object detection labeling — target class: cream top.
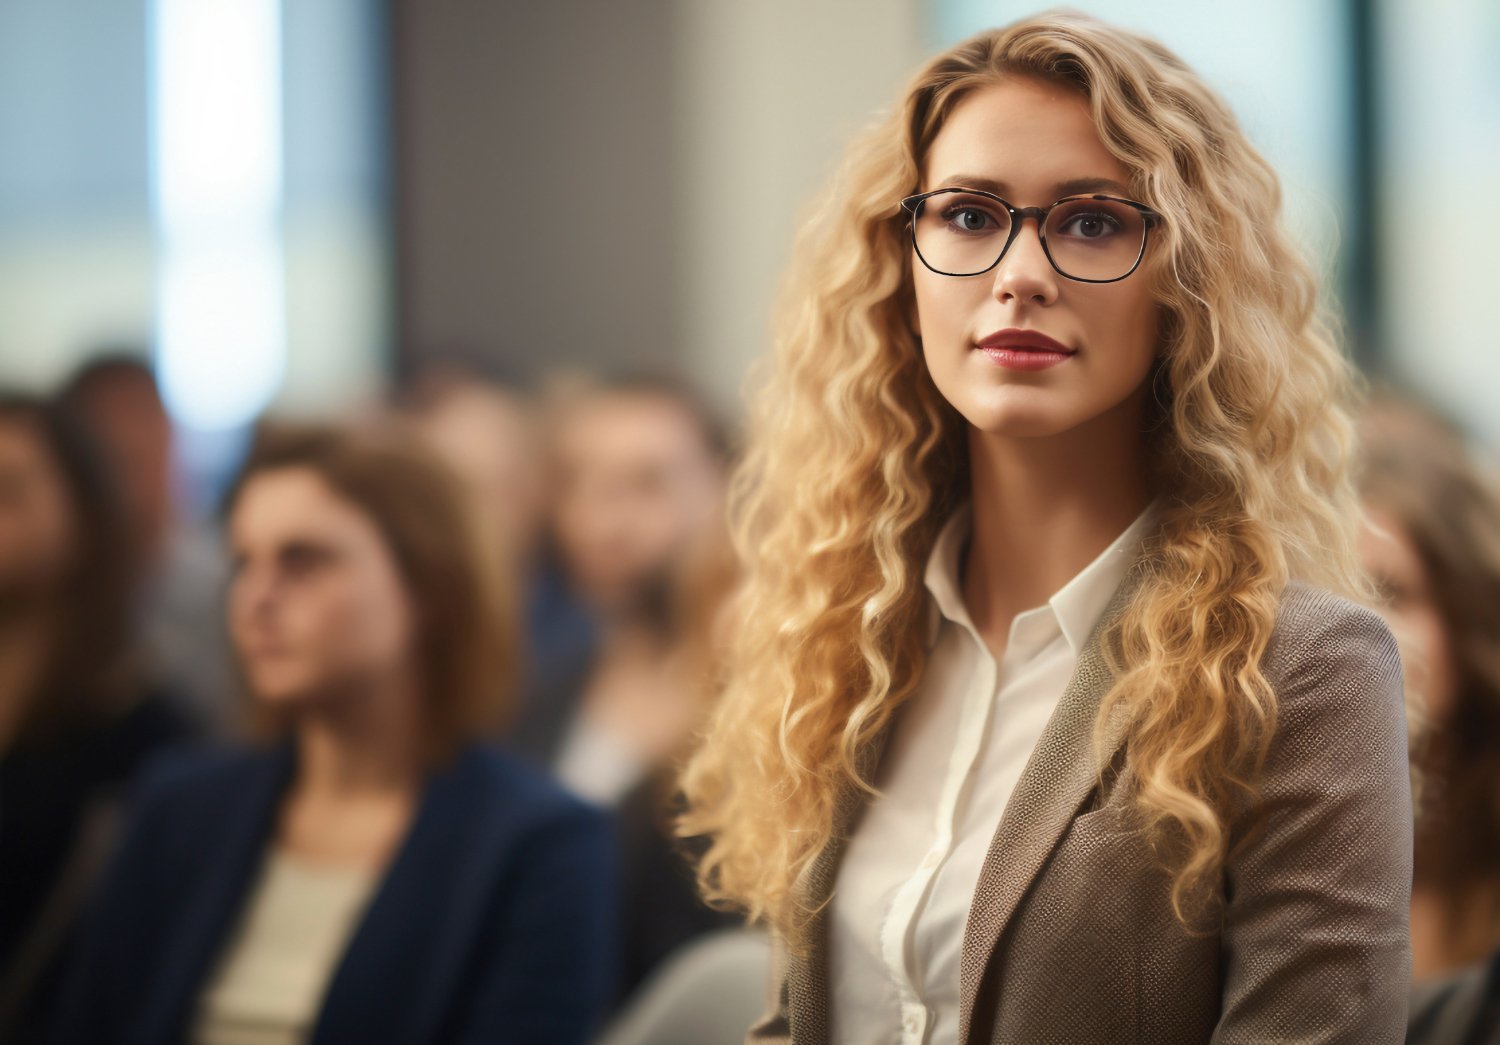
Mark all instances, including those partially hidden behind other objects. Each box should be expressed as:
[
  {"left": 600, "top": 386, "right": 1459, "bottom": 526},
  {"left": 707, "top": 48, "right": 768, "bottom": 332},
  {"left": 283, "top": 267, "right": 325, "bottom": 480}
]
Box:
[{"left": 192, "top": 850, "right": 379, "bottom": 1045}]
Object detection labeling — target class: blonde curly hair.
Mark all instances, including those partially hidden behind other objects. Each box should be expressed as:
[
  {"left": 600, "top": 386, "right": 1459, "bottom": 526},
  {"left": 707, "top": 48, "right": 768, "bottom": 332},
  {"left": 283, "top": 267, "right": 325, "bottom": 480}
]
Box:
[{"left": 679, "top": 10, "right": 1368, "bottom": 949}]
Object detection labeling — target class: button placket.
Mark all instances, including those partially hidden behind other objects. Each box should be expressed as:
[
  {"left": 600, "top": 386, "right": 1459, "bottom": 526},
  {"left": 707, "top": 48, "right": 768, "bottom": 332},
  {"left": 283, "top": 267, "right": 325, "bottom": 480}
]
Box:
[{"left": 900, "top": 1000, "right": 928, "bottom": 1042}]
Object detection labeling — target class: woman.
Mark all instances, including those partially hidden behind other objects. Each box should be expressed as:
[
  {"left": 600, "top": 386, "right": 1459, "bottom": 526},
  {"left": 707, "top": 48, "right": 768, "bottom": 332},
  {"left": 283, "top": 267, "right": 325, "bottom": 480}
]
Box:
[
  {"left": 1355, "top": 398, "right": 1500, "bottom": 982},
  {"left": 545, "top": 374, "right": 742, "bottom": 1003},
  {"left": 0, "top": 393, "right": 193, "bottom": 1043},
  {"left": 679, "top": 13, "right": 1411, "bottom": 1044},
  {"left": 56, "top": 425, "right": 617, "bottom": 1045}
]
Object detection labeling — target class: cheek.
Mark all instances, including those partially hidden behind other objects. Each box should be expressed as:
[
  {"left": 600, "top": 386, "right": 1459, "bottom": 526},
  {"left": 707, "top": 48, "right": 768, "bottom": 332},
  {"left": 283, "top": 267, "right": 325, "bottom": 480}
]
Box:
[
  {"left": 911, "top": 268, "right": 969, "bottom": 345},
  {"left": 1398, "top": 604, "right": 1458, "bottom": 721},
  {"left": 556, "top": 484, "right": 608, "bottom": 552},
  {"left": 355, "top": 567, "right": 419, "bottom": 664},
  {"left": 1380, "top": 599, "right": 1452, "bottom": 713},
  {"left": 1088, "top": 285, "right": 1160, "bottom": 376},
  {"left": 278, "top": 574, "right": 413, "bottom": 667},
  {"left": 0, "top": 492, "right": 77, "bottom": 584}
]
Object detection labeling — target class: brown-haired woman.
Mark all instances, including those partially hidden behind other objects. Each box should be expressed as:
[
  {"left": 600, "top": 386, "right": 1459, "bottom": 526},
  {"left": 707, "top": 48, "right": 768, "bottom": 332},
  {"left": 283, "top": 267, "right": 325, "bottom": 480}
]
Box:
[
  {"left": 0, "top": 393, "right": 195, "bottom": 1043},
  {"left": 1356, "top": 399, "right": 1500, "bottom": 981},
  {"left": 56, "top": 425, "right": 617, "bottom": 1045}
]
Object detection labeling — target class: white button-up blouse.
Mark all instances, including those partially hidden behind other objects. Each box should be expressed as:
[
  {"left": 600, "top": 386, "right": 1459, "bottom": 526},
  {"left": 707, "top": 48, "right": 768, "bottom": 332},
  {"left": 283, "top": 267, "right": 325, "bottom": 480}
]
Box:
[{"left": 828, "top": 503, "right": 1156, "bottom": 1045}]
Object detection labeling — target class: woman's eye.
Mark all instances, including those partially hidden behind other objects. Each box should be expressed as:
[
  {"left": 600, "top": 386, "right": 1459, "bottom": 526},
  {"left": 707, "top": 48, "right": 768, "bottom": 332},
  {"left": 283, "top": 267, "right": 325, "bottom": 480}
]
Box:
[
  {"left": 1057, "top": 211, "right": 1120, "bottom": 239},
  {"left": 941, "top": 206, "right": 997, "bottom": 233},
  {"left": 279, "top": 545, "right": 327, "bottom": 578}
]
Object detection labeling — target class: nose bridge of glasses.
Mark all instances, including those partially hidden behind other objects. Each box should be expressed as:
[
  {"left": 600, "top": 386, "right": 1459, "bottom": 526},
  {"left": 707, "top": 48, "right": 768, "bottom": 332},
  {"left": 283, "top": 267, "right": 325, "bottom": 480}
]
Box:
[
  {"left": 1011, "top": 204, "right": 1050, "bottom": 231},
  {"left": 997, "top": 205, "right": 1053, "bottom": 272}
]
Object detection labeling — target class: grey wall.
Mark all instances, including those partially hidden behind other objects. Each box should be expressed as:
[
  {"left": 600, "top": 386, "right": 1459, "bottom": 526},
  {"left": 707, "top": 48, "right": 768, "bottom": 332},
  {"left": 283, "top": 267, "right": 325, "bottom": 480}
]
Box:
[
  {"left": 392, "top": 0, "right": 679, "bottom": 382},
  {"left": 390, "top": 0, "right": 924, "bottom": 412}
]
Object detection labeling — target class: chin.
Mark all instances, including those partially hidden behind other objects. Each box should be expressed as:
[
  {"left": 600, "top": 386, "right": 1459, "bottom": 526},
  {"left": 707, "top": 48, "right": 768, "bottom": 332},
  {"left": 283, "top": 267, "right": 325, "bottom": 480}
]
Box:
[
  {"left": 956, "top": 395, "right": 1081, "bottom": 439},
  {"left": 246, "top": 671, "right": 322, "bottom": 709},
  {"left": 968, "top": 413, "right": 1073, "bottom": 439},
  {"left": 955, "top": 379, "right": 1149, "bottom": 443}
]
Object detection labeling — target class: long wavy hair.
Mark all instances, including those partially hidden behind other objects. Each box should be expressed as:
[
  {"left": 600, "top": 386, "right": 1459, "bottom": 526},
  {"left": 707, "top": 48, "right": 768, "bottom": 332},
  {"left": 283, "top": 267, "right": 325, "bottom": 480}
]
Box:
[
  {"left": 1357, "top": 397, "right": 1500, "bottom": 959},
  {"left": 679, "top": 11, "right": 1367, "bottom": 948}
]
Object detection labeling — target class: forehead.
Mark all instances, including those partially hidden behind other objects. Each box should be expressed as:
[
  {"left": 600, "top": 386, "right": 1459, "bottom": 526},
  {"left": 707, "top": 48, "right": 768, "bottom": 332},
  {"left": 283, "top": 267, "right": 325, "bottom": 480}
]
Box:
[
  {"left": 558, "top": 393, "right": 708, "bottom": 462},
  {"left": 923, "top": 76, "right": 1132, "bottom": 201},
  {"left": 229, "top": 467, "right": 372, "bottom": 546},
  {"left": 0, "top": 420, "right": 48, "bottom": 469}
]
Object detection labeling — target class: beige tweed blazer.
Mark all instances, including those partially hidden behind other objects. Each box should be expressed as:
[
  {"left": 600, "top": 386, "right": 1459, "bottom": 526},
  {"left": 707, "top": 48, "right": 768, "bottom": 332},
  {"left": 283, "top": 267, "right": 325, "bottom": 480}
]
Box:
[{"left": 748, "top": 580, "right": 1413, "bottom": 1044}]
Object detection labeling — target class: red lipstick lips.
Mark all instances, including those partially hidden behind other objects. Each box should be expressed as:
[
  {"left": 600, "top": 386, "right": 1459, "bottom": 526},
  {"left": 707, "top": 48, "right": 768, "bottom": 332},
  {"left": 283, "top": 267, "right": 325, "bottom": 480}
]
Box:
[{"left": 974, "top": 328, "right": 1076, "bottom": 371}]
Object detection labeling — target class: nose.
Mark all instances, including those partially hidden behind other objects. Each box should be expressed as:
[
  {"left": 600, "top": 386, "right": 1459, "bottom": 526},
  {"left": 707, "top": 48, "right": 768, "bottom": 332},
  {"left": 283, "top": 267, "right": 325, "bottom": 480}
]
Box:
[
  {"left": 991, "top": 217, "right": 1059, "bottom": 307},
  {"left": 230, "top": 561, "right": 279, "bottom": 625}
]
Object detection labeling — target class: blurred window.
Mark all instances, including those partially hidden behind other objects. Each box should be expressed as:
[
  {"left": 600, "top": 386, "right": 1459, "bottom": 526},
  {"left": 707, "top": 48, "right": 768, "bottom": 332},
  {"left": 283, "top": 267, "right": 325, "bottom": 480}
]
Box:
[
  {"left": 0, "top": 0, "right": 390, "bottom": 440},
  {"left": 1376, "top": 0, "right": 1500, "bottom": 443}
]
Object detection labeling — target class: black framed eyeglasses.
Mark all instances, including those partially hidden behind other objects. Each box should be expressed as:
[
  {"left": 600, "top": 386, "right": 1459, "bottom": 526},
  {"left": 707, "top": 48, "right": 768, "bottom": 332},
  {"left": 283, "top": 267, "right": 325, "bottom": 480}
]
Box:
[{"left": 899, "top": 187, "right": 1161, "bottom": 284}]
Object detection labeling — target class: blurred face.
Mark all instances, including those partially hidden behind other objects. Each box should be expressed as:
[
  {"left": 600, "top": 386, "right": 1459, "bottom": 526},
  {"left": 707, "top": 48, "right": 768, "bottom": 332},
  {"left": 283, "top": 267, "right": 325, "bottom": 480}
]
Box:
[
  {"left": 914, "top": 77, "right": 1161, "bottom": 439},
  {"left": 1359, "top": 507, "right": 1456, "bottom": 723},
  {"left": 553, "top": 392, "right": 724, "bottom": 614},
  {"left": 228, "top": 468, "right": 418, "bottom": 708},
  {"left": 0, "top": 420, "right": 77, "bottom": 604},
  {"left": 71, "top": 376, "right": 173, "bottom": 555},
  {"left": 414, "top": 386, "right": 548, "bottom": 561}
]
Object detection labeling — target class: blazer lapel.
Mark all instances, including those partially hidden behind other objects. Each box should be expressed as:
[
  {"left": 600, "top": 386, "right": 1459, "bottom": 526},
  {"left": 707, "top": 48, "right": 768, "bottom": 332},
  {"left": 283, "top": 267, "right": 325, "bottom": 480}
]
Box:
[
  {"left": 784, "top": 729, "right": 890, "bottom": 1045},
  {"left": 140, "top": 745, "right": 293, "bottom": 1043},
  {"left": 956, "top": 568, "right": 1143, "bottom": 1045},
  {"left": 311, "top": 748, "right": 508, "bottom": 1045}
]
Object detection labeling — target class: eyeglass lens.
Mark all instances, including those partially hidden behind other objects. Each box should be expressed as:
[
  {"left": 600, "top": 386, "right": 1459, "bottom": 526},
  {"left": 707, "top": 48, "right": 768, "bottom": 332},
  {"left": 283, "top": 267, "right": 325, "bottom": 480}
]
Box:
[{"left": 911, "top": 190, "right": 1148, "bottom": 281}]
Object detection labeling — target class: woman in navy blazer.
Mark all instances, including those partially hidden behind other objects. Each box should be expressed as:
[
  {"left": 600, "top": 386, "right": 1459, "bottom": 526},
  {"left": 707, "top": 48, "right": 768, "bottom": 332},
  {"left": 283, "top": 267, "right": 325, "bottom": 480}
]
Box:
[{"left": 56, "top": 424, "right": 617, "bottom": 1045}]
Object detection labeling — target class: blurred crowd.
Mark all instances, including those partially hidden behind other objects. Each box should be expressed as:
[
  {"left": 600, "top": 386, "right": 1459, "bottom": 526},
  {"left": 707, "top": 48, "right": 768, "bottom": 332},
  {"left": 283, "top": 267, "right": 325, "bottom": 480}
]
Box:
[
  {"left": 3, "top": 355, "right": 1500, "bottom": 1043},
  {"left": 0, "top": 358, "right": 759, "bottom": 1044}
]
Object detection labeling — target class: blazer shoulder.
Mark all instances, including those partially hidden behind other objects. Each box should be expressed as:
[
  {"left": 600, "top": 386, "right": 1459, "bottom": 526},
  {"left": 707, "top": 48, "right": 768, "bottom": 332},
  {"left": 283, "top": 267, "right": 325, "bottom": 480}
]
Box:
[
  {"left": 128, "top": 743, "right": 283, "bottom": 825},
  {"left": 455, "top": 744, "right": 610, "bottom": 834},
  {"left": 1264, "top": 582, "right": 1399, "bottom": 682},
  {"left": 1259, "top": 582, "right": 1405, "bottom": 743},
  {"left": 1272, "top": 580, "right": 1385, "bottom": 637}
]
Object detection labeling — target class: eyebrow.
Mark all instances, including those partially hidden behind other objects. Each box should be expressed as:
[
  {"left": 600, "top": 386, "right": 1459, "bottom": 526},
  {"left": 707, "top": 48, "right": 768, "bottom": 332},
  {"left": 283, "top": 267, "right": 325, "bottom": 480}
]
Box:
[
  {"left": 930, "top": 174, "right": 1134, "bottom": 199},
  {"left": 276, "top": 537, "right": 343, "bottom": 560}
]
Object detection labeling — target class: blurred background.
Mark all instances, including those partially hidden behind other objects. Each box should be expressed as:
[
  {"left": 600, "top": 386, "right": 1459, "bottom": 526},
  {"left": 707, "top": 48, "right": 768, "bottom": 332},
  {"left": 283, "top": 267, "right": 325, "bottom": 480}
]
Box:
[
  {"left": 5, "top": 0, "right": 1496, "bottom": 458},
  {"left": 3, "top": 2, "right": 1500, "bottom": 1043}
]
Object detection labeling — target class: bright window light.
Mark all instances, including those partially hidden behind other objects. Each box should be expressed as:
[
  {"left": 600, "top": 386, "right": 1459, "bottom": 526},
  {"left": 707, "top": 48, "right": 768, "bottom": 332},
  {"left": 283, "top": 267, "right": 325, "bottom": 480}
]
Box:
[{"left": 151, "top": 0, "right": 284, "bottom": 432}]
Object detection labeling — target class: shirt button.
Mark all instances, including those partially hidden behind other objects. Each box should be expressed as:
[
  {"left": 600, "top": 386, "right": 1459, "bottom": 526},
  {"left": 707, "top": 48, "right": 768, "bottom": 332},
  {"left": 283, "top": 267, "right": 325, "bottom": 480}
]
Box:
[
  {"left": 903, "top": 1010, "right": 923, "bottom": 1035},
  {"left": 921, "top": 850, "right": 941, "bottom": 870}
]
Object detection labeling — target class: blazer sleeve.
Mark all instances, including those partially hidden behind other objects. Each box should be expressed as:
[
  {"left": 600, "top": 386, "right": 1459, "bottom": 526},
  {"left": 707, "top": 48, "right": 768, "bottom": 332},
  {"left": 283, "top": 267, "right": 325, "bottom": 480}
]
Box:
[
  {"left": 452, "top": 803, "right": 619, "bottom": 1045},
  {"left": 49, "top": 759, "right": 178, "bottom": 1045},
  {"left": 1213, "top": 597, "right": 1413, "bottom": 1044},
  {"left": 745, "top": 931, "right": 792, "bottom": 1043}
]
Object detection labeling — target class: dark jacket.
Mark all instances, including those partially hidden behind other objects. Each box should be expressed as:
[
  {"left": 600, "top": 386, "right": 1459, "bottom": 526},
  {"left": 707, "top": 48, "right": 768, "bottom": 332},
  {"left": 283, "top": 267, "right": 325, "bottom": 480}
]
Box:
[
  {"left": 54, "top": 742, "right": 618, "bottom": 1045},
  {"left": 0, "top": 692, "right": 193, "bottom": 1043},
  {"left": 1408, "top": 951, "right": 1500, "bottom": 1045}
]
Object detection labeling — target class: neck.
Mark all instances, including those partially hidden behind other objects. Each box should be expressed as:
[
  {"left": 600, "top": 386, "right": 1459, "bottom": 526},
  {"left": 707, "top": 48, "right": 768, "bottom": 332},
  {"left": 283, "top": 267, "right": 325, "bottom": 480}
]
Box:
[
  {"left": 961, "top": 396, "right": 1152, "bottom": 654},
  {"left": 290, "top": 669, "right": 426, "bottom": 798},
  {"left": 600, "top": 613, "right": 671, "bottom": 657},
  {"left": 0, "top": 599, "right": 57, "bottom": 749}
]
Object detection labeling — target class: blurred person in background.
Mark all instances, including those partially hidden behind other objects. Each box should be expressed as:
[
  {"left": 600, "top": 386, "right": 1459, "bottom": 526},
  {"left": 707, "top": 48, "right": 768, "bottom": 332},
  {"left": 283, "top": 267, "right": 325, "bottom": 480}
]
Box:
[
  {"left": 58, "top": 354, "right": 237, "bottom": 736},
  {"left": 545, "top": 374, "right": 742, "bottom": 1004},
  {"left": 0, "top": 393, "right": 195, "bottom": 1043},
  {"left": 55, "top": 425, "right": 617, "bottom": 1045},
  {"left": 1354, "top": 398, "right": 1500, "bottom": 1044},
  {"left": 398, "top": 365, "right": 596, "bottom": 756},
  {"left": 547, "top": 374, "right": 729, "bottom": 793}
]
